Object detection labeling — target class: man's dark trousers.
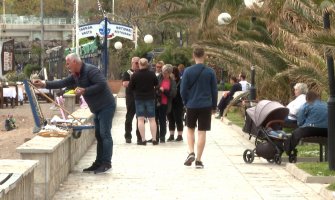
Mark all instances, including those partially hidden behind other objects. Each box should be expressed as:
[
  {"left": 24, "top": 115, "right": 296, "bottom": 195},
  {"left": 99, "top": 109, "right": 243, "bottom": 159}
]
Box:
[{"left": 125, "top": 98, "right": 141, "bottom": 142}]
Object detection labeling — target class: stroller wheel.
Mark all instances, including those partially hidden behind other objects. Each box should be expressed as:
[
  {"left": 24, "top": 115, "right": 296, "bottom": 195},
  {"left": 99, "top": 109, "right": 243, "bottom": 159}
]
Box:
[
  {"left": 288, "top": 155, "right": 297, "bottom": 163},
  {"left": 267, "top": 159, "right": 275, "bottom": 163},
  {"left": 274, "top": 154, "right": 282, "bottom": 165},
  {"left": 243, "top": 149, "right": 255, "bottom": 164}
]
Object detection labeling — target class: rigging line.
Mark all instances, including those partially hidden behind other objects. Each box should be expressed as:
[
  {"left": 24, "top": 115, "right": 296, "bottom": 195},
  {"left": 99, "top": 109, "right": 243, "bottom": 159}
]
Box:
[
  {"left": 97, "top": 0, "right": 106, "bottom": 18},
  {"left": 72, "top": 0, "right": 76, "bottom": 49}
]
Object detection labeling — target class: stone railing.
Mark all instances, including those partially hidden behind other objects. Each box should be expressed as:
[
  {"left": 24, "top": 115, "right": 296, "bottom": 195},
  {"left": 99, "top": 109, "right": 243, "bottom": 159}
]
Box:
[
  {"left": 0, "top": 160, "right": 39, "bottom": 200},
  {"left": 16, "top": 108, "right": 95, "bottom": 200},
  {"left": 1, "top": 15, "right": 88, "bottom": 25}
]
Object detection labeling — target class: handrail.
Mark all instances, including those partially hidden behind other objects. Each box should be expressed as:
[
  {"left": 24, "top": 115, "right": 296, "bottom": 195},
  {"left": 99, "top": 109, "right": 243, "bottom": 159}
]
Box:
[
  {"left": 0, "top": 173, "right": 13, "bottom": 185},
  {"left": 1, "top": 15, "right": 88, "bottom": 25}
]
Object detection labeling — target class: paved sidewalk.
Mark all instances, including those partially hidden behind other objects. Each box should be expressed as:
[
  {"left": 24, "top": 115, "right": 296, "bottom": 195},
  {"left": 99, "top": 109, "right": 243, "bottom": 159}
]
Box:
[{"left": 53, "top": 98, "right": 325, "bottom": 200}]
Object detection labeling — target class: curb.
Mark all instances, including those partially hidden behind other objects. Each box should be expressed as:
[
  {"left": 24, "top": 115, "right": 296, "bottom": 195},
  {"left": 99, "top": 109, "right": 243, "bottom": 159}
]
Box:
[
  {"left": 223, "top": 118, "right": 326, "bottom": 162},
  {"left": 320, "top": 187, "right": 335, "bottom": 200},
  {"left": 286, "top": 163, "right": 335, "bottom": 200},
  {"left": 224, "top": 117, "right": 335, "bottom": 199},
  {"left": 286, "top": 163, "right": 335, "bottom": 184}
]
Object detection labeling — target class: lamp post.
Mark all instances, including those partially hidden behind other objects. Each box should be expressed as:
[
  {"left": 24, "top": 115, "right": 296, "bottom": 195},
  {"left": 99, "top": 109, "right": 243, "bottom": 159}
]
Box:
[
  {"left": 324, "top": 11, "right": 335, "bottom": 170},
  {"left": 217, "top": 12, "right": 232, "bottom": 25},
  {"left": 244, "top": 0, "right": 264, "bottom": 8},
  {"left": 40, "top": 0, "right": 44, "bottom": 69},
  {"left": 244, "top": 0, "right": 264, "bottom": 101},
  {"left": 103, "top": 17, "right": 108, "bottom": 78},
  {"left": 114, "top": 41, "right": 122, "bottom": 50},
  {"left": 2, "top": 0, "right": 5, "bottom": 24},
  {"left": 75, "top": 0, "right": 79, "bottom": 55},
  {"left": 217, "top": 12, "right": 231, "bottom": 95},
  {"left": 144, "top": 34, "right": 153, "bottom": 44},
  {"left": 249, "top": 65, "right": 256, "bottom": 101},
  {"left": 144, "top": 34, "right": 153, "bottom": 66},
  {"left": 177, "top": 29, "right": 183, "bottom": 47}
]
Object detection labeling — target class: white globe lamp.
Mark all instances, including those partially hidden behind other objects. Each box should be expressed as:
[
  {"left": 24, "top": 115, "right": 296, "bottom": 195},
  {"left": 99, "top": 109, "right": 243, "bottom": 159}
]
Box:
[
  {"left": 114, "top": 41, "right": 122, "bottom": 50},
  {"left": 244, "top": 0, "right": 264, "bottom": 9},
  {"left": 217, "top": 12, "right": 232, "bottom": 25},
  {"left": 144, "top": 34, "right": 153, "bottom": 44}
]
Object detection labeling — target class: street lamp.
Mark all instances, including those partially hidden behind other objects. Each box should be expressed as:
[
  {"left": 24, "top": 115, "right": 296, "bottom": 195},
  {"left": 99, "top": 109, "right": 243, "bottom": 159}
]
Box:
[
  {"left": 40, "top": 0, "right": 45, "bottom": 69},
  {"left": 2, "top": 0, "right": 5, "bottom": 24},
  {"left": 114, "top": 41, "right": 122, "bottom": 50},
  {"left": 250, "top": 65, "right": 256, "bottom": 100},
  {"left": 144, "top": 34, "right": 153, "bottom": 44},
  {"left": 243, "top": 0, "right": 264, "bottom": 101},
  {"left": 217, "top": 12, "right": 232, "bottom": 25},
  {"left": 244, "top": 0, "right": 264, "bottom": 9},
  {"left": 323, "top": 10, "right": 335, "bottom": 170},
  {"left": 177, "top": 30, "right": 183, "bottom": 47}
]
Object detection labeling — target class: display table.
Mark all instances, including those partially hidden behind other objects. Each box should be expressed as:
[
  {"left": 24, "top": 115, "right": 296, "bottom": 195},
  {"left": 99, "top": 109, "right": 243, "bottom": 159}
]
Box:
[{"left": 0, "top": 85, "right": 24, "bottom": 108}]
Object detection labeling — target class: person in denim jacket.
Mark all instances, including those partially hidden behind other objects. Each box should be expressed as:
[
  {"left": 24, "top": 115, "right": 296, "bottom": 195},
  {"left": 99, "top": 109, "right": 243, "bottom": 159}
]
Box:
[{"left": 284, "top": 91, "right": 328, "bottom": 157}]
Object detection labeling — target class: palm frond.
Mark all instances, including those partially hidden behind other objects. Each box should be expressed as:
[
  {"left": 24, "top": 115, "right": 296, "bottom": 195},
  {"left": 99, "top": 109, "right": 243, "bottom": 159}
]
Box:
[
  {"left": 200, "top": 0, "right": 218, "bottom": 28},
  {"left": 157, "top": 7, "right": 200, "bottom": 23},
  {"left": 303, "top": 30, "right": 335, "bottom": 47},
  {"left": 158, "top": 0, "right": 185, "bottom": 6},
  {"left": 283, "top": 0, "right": 323, "bottom": 29}
]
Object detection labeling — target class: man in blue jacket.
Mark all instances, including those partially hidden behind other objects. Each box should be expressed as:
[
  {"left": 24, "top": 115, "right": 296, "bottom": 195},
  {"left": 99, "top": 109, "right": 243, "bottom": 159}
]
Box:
[
  {"left": 180, "top": 47, "right": 217, "bottom": 168},
  {"left": 33, "top": 53, "right": 115, "bottom": 174}
]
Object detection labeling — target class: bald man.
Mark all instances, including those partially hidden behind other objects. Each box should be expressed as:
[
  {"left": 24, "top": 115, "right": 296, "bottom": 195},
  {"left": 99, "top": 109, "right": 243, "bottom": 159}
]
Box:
[
  {"left": 33, "top": 53, "right": 115, "bottom": 174},
  {"left": 122, "top": 57, "right": 141, "bottom": 144}
]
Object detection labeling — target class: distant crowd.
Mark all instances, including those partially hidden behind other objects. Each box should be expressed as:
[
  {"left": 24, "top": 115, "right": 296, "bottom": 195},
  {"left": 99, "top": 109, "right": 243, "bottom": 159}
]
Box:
[{"left": 122, "top": 47, "right": 218, "bottom": 169}]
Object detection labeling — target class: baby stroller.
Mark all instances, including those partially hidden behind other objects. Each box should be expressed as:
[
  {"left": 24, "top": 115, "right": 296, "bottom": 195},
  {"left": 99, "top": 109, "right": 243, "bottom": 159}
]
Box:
[{"left": 242, "top": 100, "right": 289, "bottom": 165}]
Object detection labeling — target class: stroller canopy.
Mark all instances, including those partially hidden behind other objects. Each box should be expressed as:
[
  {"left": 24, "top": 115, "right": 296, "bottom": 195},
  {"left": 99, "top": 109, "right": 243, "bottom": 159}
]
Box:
[{"left": 246, "top": 100, "right": 289, "bottom": 127}]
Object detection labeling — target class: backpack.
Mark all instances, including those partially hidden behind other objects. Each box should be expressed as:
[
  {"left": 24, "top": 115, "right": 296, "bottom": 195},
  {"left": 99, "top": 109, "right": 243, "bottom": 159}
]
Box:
[{"left": 4, "top": 116, "right": 16, "bottom": 131}]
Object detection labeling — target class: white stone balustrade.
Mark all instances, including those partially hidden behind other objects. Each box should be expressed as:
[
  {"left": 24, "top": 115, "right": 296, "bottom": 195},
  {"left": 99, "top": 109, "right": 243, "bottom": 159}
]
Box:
[
  {"left": 0, "top": 160, "right": 39, "bottom": 200},
  {"left": 16, "top": 108, "right": 95, "bottom": 200}
]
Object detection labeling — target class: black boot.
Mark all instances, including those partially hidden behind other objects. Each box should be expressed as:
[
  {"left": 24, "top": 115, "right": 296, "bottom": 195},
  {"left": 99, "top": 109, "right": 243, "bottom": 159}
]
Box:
[
  {"left": 167, "top": 135, "right": 174, "bottom": 142},
  {"left": 175, "top": 135, "right": 183, "bottom": 141},
  {"left": 83, "top": 162, "right": 100, "bottom": 173},
  {"left": 94, "top": 163, "right": 112, "bottom": 174}
]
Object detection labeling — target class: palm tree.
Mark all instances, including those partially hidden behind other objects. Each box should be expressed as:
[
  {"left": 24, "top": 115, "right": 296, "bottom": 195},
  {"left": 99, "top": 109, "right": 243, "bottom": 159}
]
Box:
[{"left": 154, "top": 0, "right": 333, "bottom": 103}]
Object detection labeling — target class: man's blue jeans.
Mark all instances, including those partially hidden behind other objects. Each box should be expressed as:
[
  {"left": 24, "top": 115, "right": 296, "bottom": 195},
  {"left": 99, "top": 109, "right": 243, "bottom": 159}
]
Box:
[{"left": 94, "top": 103, "right": 115, "bottom": 165}]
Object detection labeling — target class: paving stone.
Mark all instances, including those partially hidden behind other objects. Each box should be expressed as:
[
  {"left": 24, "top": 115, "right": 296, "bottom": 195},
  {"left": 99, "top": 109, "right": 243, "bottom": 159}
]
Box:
[{"left": 53, "top": 98, "right": 327, "bottom": 200}]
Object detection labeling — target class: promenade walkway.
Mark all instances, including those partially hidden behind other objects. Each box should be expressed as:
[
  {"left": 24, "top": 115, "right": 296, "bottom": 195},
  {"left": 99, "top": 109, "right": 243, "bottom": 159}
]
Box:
[{"left": 53, "top": 98, "right": 325, "bottom": 200}]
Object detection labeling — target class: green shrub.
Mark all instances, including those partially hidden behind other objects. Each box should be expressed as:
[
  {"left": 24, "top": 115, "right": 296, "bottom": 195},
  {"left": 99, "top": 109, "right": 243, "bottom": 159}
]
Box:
[
  {"left": 4, "top": 72, "right": 27, "bottom": 82},
  {"left": 217, "top": 83, "right": 224, "bottom": 91},
  {"left": 23, "top": 64, "right": 41, "bottom": 78},
  {"left": 218, "top": 83, "right": 232, "bottom": 91},
  {"left": 157, "top": 46, "right": 192, "bottom": 66},
  {"left": 224, "top": 83, "right": 232, "bottom": 90},
  {"left": 131, "top": 43, "right": 153, "bottom": 58}
]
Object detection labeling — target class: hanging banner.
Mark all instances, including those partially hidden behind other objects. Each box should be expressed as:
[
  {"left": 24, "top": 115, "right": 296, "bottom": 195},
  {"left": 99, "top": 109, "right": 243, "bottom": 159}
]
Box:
[
  {"left": 1, "top": 39, "right": 15, "bottom": 76},
  {"left": 78, "top": 20, "right": 133, "bottom": 40}
]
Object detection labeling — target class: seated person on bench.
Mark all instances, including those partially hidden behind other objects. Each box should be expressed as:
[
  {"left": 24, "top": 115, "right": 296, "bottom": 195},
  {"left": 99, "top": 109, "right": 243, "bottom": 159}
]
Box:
[
  {"left": 215, "top": 76, "right": 241, "bottom": 119},
  {"left": 284, "top": 91, "right": 328, "bottom": 157},
  {"left": 284, "top": 83, "right": 308, "bottom": 128}
]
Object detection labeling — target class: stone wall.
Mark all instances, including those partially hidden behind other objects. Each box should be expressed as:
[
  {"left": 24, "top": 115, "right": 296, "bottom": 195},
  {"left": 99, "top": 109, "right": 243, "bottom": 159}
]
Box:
[
  {"left": 0, "top": 160, "right": 38, "bottom": 200},
  {"left": 16, "top": 108, "right": 95, "bottom": 200}
]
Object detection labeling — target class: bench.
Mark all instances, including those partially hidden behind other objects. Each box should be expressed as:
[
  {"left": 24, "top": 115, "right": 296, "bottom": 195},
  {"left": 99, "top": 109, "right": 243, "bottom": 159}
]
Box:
[
  {"left": 301, "top": 137, "right": 327, "bottom": 162},
  {"left": 223, "top": 90, "right": 251, "bottom": 117}
]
